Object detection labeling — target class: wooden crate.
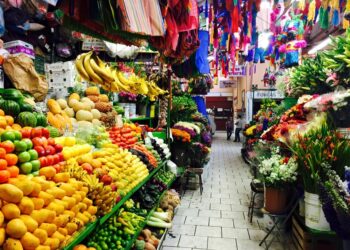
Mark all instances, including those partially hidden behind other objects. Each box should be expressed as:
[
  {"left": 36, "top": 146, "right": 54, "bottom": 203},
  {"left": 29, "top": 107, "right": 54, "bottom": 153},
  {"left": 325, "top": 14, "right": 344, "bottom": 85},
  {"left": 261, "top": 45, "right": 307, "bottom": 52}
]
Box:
[{"left": 292, "top": 216, "right": 339, "bottom": 250}]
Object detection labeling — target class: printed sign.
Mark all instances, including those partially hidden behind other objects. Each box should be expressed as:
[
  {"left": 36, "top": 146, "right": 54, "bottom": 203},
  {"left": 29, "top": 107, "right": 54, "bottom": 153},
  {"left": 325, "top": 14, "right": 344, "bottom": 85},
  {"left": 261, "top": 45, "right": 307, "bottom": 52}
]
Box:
[
  {"left": 229, "top": 64, "right": 247, "bottom": 77},
  {"left": 253, "top": 90, "right": 285, "bottom": 99},
  {"left": 219, "top": 78, "right": 238, "bottom": 88}
]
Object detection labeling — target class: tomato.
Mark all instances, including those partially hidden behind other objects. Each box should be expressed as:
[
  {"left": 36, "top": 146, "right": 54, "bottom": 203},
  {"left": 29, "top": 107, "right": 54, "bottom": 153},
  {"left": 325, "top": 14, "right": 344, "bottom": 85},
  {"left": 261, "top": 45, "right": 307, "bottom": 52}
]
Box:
[
  {"left": 46, "top": 155, "right": 55, "bottom": 166},
  {"left": 7, "top": 166, "right": 19, "bottom": 178},
  {"left": 0, "top": 170, "right": 10, "bottom": 183},
  {"left": 57, "top": 152, "right": 64, "bottom": 162},
  {"left": 39, "top": 157, "right": 48, "bottom": 168},
  {"left": 0, "top": 148, "right": 6, "bottom": 159},
  {"left": 5, "top": 154, "right": 18, "bottom": 166},
  {"left": 44, "top": 145, "right": 56, "bottom": 155},
  {"left": 34, "top": 146, "right": 46, "bottom": 157},
  {"left": 52, "top": 164, "right": 61, "bottom": 173},
  {"left": 54, "top": 144, "right": 63, "bottom": 153},
  {"left": 20, "top": 128, "right": 32, "bottom": 139},
  {"left": 0, "top": 141, "right": 15, "bottom": 153},
  {"left": 0, "top": 159, "right": 7, "bottom": 170},
  {"left": 52, "top": 154, "right": 60, "bottom": 165},
  {"left": 47, "top": 138, "right": 55, "bottom": 146},
  {"left": 41, "top": 128, "right": 50, "bottom": 139},
  {"left": 32, "top": 137, "right": 43, "bottom": 147},
  {"left": 31, "top": 128, "right": 42, "bottom": 138}
]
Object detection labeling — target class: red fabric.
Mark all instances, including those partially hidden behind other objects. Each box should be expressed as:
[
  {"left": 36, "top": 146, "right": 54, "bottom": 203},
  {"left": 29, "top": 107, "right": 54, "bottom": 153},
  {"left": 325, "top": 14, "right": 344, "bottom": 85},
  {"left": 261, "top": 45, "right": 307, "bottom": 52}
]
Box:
[{"left": 231, "top": 7, "right": 239, "bottom": 33}]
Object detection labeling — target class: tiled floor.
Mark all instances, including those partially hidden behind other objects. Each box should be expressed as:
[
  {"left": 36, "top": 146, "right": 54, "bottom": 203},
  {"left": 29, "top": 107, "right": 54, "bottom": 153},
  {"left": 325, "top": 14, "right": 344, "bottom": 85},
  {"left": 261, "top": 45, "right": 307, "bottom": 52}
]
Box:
[{"left": 161, "top": 132, "right": 288, "bottom": 250}]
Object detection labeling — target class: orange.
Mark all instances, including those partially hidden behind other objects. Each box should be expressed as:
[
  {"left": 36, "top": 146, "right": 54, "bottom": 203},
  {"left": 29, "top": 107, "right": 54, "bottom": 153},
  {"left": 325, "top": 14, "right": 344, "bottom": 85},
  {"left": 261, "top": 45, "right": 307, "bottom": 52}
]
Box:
[
  {"left": 5, "top": 116, "right": 14, "bottom": 126},
  {"left": 11, "top": 124, "right": 21, "bottom": 131},
  {"left": 7, "top": 166, "right": 19, "bottom": 178},
  {"left": 0, "top": 170, "right": 10, "bottom": 183},
  {"left": 0, "top": 148, "right": 5, "bottom": 159},
  {"left": 0, "top": 109, "right": 4, "bottom": 116},
  {"left": 0, "top": 159, "right": 8, "bottom": 170},
  {"left": 0, "top": 117, "right": 7, "bottom": 128},
  {"left": 5, "top": 154, "right": 18, "bottom": 166}
]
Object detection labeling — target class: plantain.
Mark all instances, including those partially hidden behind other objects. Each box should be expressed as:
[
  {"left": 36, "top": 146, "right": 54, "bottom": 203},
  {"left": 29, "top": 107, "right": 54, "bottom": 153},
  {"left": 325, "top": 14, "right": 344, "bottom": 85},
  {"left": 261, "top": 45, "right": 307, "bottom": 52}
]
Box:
[
  {"left": 89, "top": 57, "right": 115, "bottom": 83},
  {"left": 75, "top": 54, "right": 90, "bottom": 81},
  {"left": 83, "top": 52, "right": 104, "bottom": 85}
]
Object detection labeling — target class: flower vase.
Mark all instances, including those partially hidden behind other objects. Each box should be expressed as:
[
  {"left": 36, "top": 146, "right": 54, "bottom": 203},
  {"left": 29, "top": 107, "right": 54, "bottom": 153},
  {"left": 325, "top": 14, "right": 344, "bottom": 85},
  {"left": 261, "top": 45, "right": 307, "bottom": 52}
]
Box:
[{"left": 264, "top": 186, "right": 288, "bottom": 214}]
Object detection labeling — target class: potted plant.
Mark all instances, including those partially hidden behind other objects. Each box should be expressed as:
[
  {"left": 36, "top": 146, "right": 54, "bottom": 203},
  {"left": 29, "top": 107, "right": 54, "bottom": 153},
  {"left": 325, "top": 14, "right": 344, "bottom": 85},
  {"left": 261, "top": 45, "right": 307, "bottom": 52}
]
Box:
[{"left": 257, "top": 145, "right": 298, "bottom": 213}]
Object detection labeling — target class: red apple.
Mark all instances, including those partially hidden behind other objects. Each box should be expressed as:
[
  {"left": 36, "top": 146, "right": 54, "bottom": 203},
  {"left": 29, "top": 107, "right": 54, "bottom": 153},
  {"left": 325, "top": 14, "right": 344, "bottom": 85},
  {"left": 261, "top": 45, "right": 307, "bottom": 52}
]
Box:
[
  {"left": 46, "top": 155, "right": 54, "bottom": 166},
  {"left": 57, "top": 152, "right": 64, "bottom": 162},
  {"left": 41, "top": 128, "right": 50, "bottom": 138},
  {"left": 31, "top": 128, "right": 42, "bottom": 138},
  {"left": 47, "top": 138, "right": 55, "bottom": 146},
  {"left": 39, "top": 157, "right": 48, "bottom": 168},
  {"left": 111, "top": 183, "right": 117, "bottom": 191},
  {"left": 54, "top": 144, "right": 63, "bottom": 153},
  {"left": 45, "top": 145, "right": 56, "bottom": 155},
  {"left": 34, "top": 146, "right": 46, "bottom": 157},
  {"left": 100, "top": 174, "right": 112, "bottom": 185},
  {"left": 82, "top": 163, "right": 93, "bottom": 174},
  {"left": 52, "top": 154, "right": 60, "bottom": 165}
]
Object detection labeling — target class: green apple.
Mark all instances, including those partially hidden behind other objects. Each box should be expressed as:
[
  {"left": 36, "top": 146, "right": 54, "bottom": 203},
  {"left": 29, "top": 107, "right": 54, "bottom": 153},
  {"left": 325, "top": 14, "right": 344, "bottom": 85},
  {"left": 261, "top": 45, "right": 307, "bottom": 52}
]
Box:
[
  {"left": 28, "top": 149, "right": 38, "bottom": 160},
  {"left": 18, "top": 151, "right": 31, "bottom": 163},
  {"left": 14, "top": 140, "right": 27, "bottom": 152},
  {"left": 20, "top": 162, "right": 32, "bottom": 174},
  {"left": 30, "top": 160, "right": 40, "bottom": 172}
]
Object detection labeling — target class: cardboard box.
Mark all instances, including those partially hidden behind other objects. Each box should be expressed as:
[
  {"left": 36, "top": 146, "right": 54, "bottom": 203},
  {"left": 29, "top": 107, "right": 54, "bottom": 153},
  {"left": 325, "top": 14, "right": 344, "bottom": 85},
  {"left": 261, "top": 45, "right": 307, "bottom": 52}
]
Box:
[{"left": 4, "top": 40, "right": 35, "bottom": 59}]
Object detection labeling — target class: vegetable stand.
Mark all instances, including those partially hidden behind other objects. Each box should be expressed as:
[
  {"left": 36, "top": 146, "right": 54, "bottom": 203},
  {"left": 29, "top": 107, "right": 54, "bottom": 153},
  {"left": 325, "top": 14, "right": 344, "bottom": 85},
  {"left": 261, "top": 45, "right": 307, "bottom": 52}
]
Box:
[{"left": 63, "top": 161, "right": 167, "bottom": 250}]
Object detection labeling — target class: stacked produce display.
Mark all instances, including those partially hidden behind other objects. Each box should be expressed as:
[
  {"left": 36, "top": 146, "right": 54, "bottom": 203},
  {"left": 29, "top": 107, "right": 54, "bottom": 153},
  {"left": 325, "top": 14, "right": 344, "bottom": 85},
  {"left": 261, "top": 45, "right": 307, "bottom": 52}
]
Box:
[{"left": 0, "top": 69, "right": 182, "bottom": 250}]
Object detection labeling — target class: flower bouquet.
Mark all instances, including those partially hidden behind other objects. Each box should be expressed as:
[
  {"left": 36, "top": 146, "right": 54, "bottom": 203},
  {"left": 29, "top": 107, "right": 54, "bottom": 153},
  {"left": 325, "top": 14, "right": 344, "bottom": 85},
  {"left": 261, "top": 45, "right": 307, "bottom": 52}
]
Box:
[
  {"left": 171, "top": 128, "right": 191, "bottom": 143},
  {"left": 318, "top": 164, "right": 350, "bottom": 240},
  {"left": 189, "top": 142, "right": 211, "bottom": 168},
  {"left": 118, "top": 91, "right": 138, "bottom": 103}
]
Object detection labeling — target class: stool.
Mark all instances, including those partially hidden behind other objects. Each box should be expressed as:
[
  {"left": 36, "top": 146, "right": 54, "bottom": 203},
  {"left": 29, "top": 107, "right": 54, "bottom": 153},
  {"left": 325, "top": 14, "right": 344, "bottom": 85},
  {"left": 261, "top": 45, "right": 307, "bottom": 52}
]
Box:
[
  {"left": 247, "top": 179, "right": 264, "bottom": 223},
  {"left": 180, "top": 168, "right": 204, "bottom": 196}
]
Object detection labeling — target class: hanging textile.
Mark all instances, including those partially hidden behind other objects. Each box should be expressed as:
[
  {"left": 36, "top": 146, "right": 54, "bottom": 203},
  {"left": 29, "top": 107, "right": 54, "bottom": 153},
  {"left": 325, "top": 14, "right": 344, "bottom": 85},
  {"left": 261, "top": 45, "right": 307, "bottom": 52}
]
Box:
[
  {"left": 195, "top": 30, "right": 210, "bottom": 74},
  {"left": 192, "top": 96, "right": 208, "bottom": 117},
  {"left": 116, "top": 0, "right": 165, "bottom": 36}
]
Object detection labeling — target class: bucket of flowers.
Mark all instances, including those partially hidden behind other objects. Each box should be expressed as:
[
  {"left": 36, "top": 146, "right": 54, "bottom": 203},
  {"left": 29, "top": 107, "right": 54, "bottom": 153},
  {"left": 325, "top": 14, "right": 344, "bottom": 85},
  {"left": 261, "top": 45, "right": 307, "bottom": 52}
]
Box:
[{"left": 257, "top": 144, "right": 298, "bottom": 214}]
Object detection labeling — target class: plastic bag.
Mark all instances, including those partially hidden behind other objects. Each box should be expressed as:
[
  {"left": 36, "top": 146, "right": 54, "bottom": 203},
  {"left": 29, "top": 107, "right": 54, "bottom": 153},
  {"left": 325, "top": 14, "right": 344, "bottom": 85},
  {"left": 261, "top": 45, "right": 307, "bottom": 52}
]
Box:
[{"left": 167, "top": 160, "right": 177, "bottom": 175}]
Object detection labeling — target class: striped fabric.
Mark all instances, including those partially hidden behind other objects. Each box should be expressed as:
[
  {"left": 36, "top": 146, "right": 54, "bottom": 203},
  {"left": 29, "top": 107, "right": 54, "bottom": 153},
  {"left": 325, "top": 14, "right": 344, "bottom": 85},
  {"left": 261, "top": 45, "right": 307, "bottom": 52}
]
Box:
[{"left": 117, "top": 0, "right": 165, "bottom": 36}]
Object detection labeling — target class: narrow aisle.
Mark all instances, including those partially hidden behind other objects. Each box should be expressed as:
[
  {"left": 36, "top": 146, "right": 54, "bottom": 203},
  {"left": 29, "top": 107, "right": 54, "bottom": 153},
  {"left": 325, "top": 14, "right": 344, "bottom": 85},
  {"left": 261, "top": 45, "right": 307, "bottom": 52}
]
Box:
[{"left": 162, "top": 132, "right": 284, "bottom": 250}]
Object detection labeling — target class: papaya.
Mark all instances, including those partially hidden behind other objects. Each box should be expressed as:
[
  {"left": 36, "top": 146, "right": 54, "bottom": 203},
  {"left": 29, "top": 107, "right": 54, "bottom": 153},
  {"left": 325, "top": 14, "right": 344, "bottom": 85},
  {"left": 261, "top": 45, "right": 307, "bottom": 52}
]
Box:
[
  {"left": 38, "top": 191, "right": 54, "bottom": 206},
  {"left": 51, "top": 231, "right": 65, "bottom": 243},
  {"left": 39, "top": 223, "right": 57, "bottom": 237},
  {"left": 20, "top": 232, "right": 40, "bottom": 249},
  {"left": 30, "top": 198, "right": 45, "bottom": 210},
  {"left": 2, "top": 203, "right": 20, "bottom": 220},
  {"left": 8, "top": 179, "right": 34, "bottom": 196},
  {"left": 53, "top": 173, "right": 70, "bottom": 183},
  {"left": 29, "top": 182, "right": 42, "bottom": 197},
  {"left": 33, "top": 229, "right": 47, "bottom": 244},
  {"left": 0, "top": 211, "right": 4, "bottom": 226},
  {"left": 43, "top": 238, "right": 60, "bottom": 250},
  {"left": 3, "top": 238, "right": 23, "bottom": 250},
  {"left": 0, "top": 228, "right": 5, "bottom": 246},
  {"left": 19, "top": 197, "right": 34, "bottom": 215},
  {"left": 6, "top": 219, "right": 27, "bottom": 238},
  {"left": 20, "top": 215, "right": 38, "bottom": 233},
  {"left": 39, "top": 167, "right": 56, "bottom": 180},
  {"left": 0, "top": 183, "right": 23, "bottom": 203},
  {"left": 35, "top": 246, "right": 50, "bottom": 250}
]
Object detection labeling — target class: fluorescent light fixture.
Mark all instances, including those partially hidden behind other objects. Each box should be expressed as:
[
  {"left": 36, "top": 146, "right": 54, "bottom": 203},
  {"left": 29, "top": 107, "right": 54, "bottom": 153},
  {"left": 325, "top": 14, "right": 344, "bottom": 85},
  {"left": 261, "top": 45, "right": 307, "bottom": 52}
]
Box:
[{"left": 308, "top": 37, "right": 331, "bottom": 55}]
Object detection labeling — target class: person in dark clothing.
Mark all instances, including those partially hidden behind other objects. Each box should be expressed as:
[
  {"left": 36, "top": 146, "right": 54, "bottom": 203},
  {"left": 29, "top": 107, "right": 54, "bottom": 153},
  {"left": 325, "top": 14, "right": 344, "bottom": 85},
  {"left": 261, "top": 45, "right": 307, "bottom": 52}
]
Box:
[
  {"left": 225, "top": 116, "right": 233, "bottom": 140},
  {"left": 234, "top": 115, "right": 243, "bottom": 142}
]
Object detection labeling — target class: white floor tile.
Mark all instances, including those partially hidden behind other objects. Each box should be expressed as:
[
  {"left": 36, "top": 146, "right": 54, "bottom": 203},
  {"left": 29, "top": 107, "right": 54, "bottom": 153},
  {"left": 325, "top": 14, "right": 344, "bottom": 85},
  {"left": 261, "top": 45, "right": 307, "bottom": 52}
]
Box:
[
  {"left": 198, "top": 209, "right": 221, "bottom": 218},
  {"left": 210, "top": 203, "right": 232, "bottom": 211},
  {"left": 185, "top": 216, "right": 210, "bottom": 226},
  {"left": 170, "top": 225, "right": 196, "bottom": 236},
  {"left": 222, "top": 228, "right": 250, "bottom": 239},
  {"left": 221, "top": 211, "right": 245, "bottom": 219},
  {"left": 177, "top": 208, "right": 199, "bottom": 217},
  {"left": 248, "top": 229, "right": 267, "bottom": 241},
  {"left": 209, "top": 218, "right": 234, "bottom": 228},
  {"left": 195, "top": 226, "right": 222, "bottom": 238},
  {"left": 163, "top": 234, "right": 180, "bottom": 247},
  {"left": 161, "top": 247, "right": 191, "bottom": 250},
  {"left": 172, "top": 215, "right": 186, "bottom": 225},
  {"left": 208, "top": 237, "right": 237, "bottom": 250},
  {"left": 178, "top": 235, "right": 208, "bottom": 249},
  {"left": 236, "top": 239, "right": 264, "bottom": 250}
]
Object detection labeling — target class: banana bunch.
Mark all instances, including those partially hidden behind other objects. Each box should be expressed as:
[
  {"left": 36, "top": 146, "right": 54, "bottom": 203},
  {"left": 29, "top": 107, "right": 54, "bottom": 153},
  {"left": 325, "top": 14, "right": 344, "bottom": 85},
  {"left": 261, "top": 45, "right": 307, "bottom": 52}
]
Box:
[
  {"left": 82, "top": 174, "right": 118, "bottom": 216},
  {"left": 63, "top": 158, "right": 88, "bottom": 180},
  {"left": 75, "top": 51, "right": 168, "bottom": 99}
]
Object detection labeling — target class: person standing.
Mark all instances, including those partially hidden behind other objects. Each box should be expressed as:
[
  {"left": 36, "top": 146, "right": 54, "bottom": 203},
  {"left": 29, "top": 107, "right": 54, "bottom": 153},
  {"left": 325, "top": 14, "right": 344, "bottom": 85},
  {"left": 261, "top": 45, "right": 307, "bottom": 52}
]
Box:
[
  {"left": 225, "top": 116, "right": 233, "bottom": 140},
  {"left": 234, "top": 115, "right": 243, "bottom": 142}
]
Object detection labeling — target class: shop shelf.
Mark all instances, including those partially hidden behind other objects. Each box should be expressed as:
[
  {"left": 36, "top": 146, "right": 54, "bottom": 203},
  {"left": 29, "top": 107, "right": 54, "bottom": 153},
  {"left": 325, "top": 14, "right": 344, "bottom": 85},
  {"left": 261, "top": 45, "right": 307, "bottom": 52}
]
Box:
[
  {"left": 62, "top": 161, "right": 167, "bottom": 250},
  {"left": 100, "top": 161, "right": 166, "bottom": 225},
  {"left": 125, "top": 190, "right": 168, "bottom": 250}
]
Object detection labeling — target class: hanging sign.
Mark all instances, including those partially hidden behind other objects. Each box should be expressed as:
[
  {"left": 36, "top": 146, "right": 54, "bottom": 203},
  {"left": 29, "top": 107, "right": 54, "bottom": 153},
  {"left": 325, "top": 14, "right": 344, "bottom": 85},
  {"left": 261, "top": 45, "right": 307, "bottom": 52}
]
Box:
[
  {"left": 229, "top": 64, "right": 247, "bottom": 77},
  {"left": 219, "top": 77, "right": 238, "bottom": 88},
  {"left": 253, "top": 90, "right": 285, "bottom": 99},
  {"left": 43, "top": 0, "right": 59, "bottom": 6}
]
